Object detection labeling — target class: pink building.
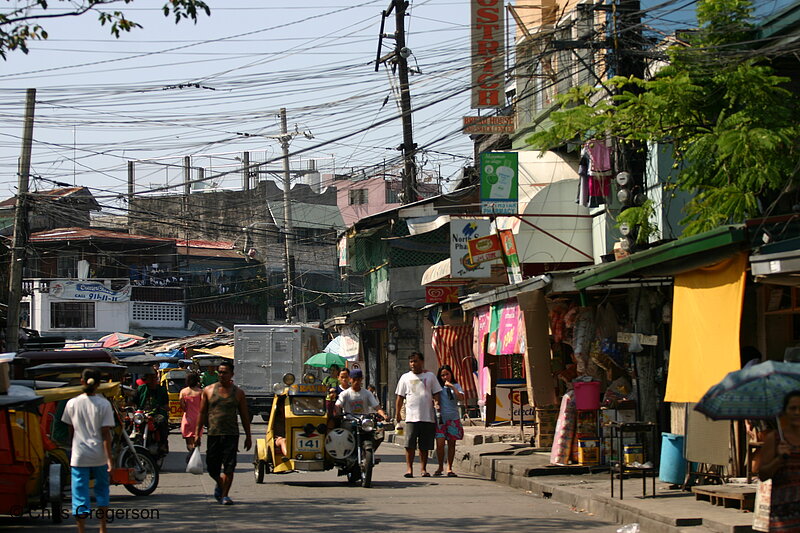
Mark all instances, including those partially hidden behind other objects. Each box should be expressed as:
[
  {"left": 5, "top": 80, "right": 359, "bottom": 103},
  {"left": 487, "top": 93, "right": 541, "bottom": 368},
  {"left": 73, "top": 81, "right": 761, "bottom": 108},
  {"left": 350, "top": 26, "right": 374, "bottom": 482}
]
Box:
[{"left": 334, "top": 175, "right": 440, "bottom": 227}]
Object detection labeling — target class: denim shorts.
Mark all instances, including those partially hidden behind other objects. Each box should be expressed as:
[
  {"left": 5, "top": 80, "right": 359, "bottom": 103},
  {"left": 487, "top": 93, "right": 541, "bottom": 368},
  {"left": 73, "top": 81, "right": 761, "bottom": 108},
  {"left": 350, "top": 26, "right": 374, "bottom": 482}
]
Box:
[{"left": 71, "top": 465, "right": 110, "bottom": 516}]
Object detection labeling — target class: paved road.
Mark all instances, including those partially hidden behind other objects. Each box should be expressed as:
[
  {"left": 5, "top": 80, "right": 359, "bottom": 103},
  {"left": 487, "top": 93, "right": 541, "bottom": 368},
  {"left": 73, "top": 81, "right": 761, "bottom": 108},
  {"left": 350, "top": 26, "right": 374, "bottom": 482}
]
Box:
[{"left": 4, "top": 424, "right": 621, "bottom": 532}]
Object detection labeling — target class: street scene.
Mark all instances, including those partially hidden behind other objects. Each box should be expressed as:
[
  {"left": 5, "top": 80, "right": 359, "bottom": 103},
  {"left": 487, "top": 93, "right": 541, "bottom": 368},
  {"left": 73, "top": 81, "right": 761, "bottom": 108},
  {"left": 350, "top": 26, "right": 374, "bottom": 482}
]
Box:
[
  {"left": 4, "top": 427, "right": 622, "bottom": 532},
  {"left": 3, "top": 0, "right": 800, "bottom": 532}
]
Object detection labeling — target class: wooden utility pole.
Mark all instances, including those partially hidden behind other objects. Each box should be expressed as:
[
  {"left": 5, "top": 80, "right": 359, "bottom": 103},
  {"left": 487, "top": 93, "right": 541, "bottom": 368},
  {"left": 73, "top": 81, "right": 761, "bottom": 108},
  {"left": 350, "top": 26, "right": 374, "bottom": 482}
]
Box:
[
  {"left": 376, "top": 0, "right": 417, "bottom": 204},
  {"left": 5, "top": 89, "right": 36, "bottom": 353},
  {"left": 279, "top": 108, "right": 295, "bottom": 323}
]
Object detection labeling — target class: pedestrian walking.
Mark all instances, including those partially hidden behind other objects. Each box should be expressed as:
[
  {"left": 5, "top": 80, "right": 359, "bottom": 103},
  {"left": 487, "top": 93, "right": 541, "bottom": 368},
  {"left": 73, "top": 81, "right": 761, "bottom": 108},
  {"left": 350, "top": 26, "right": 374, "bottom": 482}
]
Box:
[
  {"left": 179, "top": 372, "right": 203, "bottom": 461},
  {"left": 195, "top": 361, "right": 251, "bottom": 505},
  {"left": 433, "top": 365, "right": 465, "bottom": 477},
  {"left": 756, "top": 390, "right": 800, "bottom": 531},
  {"left": 61, "top": 368, "right": 114, "bottom": 533},
  {"left": 395, "top": 351, "right": 442, "bottom": 478}
]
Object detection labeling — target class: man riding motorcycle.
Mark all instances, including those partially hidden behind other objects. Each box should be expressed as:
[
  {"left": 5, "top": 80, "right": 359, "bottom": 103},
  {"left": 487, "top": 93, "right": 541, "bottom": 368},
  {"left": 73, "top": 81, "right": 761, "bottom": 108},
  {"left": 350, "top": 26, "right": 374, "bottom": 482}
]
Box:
[
  {"left": 132, "top": 369, "right": 170, "bottom": 455},
  {"left": 335, "top": 369, "right": 387, "bottom": 421}
]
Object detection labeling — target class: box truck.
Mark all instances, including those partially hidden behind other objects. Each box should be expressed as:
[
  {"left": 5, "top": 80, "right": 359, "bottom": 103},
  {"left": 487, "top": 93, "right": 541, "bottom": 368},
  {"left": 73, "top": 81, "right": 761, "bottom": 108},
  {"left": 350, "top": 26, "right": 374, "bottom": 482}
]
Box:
[{"left": 233, "top": 324, "right": 324, "bottom": 420}]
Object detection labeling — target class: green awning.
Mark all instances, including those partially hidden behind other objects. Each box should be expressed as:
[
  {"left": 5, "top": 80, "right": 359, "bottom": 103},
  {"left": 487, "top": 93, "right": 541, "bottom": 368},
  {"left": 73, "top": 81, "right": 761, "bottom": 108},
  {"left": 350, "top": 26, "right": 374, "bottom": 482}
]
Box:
[{"left": 573, "top": 225, "right": 749, "bottom": 290}]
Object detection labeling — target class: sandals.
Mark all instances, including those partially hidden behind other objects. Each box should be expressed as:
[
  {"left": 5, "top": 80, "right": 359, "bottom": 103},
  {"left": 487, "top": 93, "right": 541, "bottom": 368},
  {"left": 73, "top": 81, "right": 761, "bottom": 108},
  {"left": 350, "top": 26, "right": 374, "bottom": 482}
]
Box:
[
  {"left": 433, "top": 470, "right": 443, "bottom": 476},
  {"left": 403, "top": 473, "right": 413, "bottom": 478},
  {"left": 447, "top": 472, "right": 458, "bottom": 477},
  {"left": 421, "top": 472, "right": 431, "bottom": 477}
]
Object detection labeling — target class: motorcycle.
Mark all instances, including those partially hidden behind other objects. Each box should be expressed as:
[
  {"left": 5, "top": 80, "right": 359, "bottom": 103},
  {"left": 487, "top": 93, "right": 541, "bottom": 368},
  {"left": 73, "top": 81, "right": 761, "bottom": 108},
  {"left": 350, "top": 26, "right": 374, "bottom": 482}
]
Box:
[
  {"left": 127, "top": 408, "right": 169, "bottom": 471},
  {"left": 324, "top": 412, "right": 385, "bottom": 487}
]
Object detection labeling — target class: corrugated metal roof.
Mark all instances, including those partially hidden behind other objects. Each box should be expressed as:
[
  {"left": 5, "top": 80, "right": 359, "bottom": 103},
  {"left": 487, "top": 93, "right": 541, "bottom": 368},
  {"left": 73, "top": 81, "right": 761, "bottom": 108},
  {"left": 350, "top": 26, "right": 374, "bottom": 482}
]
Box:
[
  {"left": 30, "top": 227, "right": 173, "bottom": 243},
  {"left": 0, "top": 187, "right": 98, "bottom": 208},
  {"left": 175, "top": 239, "right": 235, "bottom": 249}
]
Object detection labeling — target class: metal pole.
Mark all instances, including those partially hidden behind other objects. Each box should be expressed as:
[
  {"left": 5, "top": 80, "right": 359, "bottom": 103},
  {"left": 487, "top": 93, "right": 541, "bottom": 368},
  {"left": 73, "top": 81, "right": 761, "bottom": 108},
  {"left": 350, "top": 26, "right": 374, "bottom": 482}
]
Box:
[
  {"left": 5, "top": 88, "right": 36, "bottom": 353},
  {"left": 394, "top": 0, "right": 416, "bottom": 204},
  {"left": 183, "top": 156, "right": 191, "bottom": 196},
  {"left": 280, "top": 108, "right": 295, "bottom": 322}
]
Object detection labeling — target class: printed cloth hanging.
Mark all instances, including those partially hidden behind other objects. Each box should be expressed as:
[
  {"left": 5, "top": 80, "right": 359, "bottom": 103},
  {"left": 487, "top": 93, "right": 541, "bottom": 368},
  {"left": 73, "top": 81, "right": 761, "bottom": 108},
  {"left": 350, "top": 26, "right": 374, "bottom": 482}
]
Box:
[
  {"left": 575, "top": 140, "right": 612, "bottom": 207},
  {"left": 433, "top": 324, "right": 478, "bottom": 401}
]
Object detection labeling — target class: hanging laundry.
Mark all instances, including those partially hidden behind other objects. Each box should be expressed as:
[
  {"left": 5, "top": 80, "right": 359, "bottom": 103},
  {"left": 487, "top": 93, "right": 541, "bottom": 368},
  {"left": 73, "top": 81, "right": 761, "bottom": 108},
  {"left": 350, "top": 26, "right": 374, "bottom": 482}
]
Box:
[
  {"left": 587, "top": 140, "right": 612, "bottom": 176},
  {"left": 576, "top": 147, "right": 590, "bottom": 207}
]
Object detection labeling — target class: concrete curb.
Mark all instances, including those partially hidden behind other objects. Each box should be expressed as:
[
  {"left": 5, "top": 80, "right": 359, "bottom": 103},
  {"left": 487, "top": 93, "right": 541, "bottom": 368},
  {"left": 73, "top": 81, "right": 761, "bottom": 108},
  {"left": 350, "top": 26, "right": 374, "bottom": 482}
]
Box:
[{"left": 451, "top": 447, "right": 755, "bottom": 533}]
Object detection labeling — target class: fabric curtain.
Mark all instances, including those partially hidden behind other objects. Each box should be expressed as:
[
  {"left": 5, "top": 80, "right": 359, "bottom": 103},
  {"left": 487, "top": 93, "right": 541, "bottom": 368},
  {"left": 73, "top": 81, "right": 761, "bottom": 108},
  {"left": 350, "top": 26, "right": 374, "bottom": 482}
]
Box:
[
  {"left": 664, "top": 252, "right": 748, "bottom": 403},
  {"left": 432, "top": 324, "right": 477, "bottom": 401}
]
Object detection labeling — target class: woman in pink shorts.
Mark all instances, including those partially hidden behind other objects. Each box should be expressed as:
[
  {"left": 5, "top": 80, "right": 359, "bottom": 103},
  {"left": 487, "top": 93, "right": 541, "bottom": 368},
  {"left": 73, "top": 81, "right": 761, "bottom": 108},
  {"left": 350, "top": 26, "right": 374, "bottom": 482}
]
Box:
[{"left": 434, "top": 365, "right": 465, "bottom": 477}]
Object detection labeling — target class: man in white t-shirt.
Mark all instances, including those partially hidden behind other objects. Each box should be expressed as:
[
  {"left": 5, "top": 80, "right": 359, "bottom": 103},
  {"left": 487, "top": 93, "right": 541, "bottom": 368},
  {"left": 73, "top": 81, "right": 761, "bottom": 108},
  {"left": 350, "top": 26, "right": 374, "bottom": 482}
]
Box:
[
  {"left": 395, "top": 351, "right": 442, "bottom": 478},
  {"left": 62, "top": 368, "right": 115, "bottom": 533},
  {"left": 335, "top": 368, "right": 388, "bottom": 419}
]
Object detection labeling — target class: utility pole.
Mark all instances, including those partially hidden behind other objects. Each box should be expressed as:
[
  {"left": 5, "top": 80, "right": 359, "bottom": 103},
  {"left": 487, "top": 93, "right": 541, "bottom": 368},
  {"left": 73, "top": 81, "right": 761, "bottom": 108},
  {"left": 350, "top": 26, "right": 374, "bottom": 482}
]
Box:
[
  {"left": 279, "top": 108, "right": 295, "bottom": 323},
  {"left": 5, "top": 88, "right": 36, "bottom": 353},
  {"left": 375, "top": 0, "right": 417, "bottom": 204}
]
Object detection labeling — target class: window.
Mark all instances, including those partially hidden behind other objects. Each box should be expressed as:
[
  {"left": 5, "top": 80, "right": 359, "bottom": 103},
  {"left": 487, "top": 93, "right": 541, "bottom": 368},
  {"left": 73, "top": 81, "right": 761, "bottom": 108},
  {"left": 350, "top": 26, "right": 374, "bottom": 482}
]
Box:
[
  {"left": 385, "top": 182, "right": 401, "bottom": 204},
  {"left": 51, "top": 302, "right": 95, "bottom": 329},
  {"left": 57, "top": 252, "right": 78, "bottom": 278},
  {"left": 349, "top": 188, "right": 368, "bottom": 205},
  {"left": 19, "top": 302, "right": 30, "bottom": 328}
]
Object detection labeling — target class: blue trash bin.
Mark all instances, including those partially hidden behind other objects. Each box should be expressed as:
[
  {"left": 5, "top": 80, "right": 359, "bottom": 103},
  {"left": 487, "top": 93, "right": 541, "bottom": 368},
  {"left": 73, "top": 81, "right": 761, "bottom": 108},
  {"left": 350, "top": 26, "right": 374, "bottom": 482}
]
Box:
[{"left": 659, "top": 432, "right": 686, "bottom": 485}]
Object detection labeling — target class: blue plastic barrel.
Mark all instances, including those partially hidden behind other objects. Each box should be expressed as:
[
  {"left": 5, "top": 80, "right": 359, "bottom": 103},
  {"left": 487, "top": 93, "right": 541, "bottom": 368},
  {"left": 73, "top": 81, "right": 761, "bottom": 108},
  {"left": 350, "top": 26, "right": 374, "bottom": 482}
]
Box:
[{"left": 659, "top": 432, "right": 686, "bottom": 485}]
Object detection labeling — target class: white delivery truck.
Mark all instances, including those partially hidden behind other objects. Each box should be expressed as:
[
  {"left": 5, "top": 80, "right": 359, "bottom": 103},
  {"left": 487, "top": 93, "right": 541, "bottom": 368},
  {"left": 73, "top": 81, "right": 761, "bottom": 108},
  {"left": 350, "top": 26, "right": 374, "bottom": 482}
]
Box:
[{"left": 233, "top": 324, "right": 324, "bottom": 421}]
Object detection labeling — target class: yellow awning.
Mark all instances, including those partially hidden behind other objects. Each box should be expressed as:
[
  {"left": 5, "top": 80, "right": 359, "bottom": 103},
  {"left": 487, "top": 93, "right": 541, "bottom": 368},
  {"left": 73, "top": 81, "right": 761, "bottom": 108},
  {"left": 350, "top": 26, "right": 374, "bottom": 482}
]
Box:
[
  {"left": 664, "top": 252, "right": 748, "bottom": 403},
  {"left": 191, "top": 345, "right": 234, "bottom": 359},
  {"left": 36, "top": 382, "right": 120, "bottom": 402}
]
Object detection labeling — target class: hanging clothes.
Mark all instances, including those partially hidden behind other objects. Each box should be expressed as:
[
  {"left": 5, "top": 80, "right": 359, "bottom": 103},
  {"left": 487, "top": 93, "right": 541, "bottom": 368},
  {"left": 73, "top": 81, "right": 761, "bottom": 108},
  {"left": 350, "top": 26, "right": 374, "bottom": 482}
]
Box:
[
  {"left": 576, "top": 147, "right": 590, "bottom": 207},
  {"left": 584, "top": 140, "right": 612, "bottom": 207}
]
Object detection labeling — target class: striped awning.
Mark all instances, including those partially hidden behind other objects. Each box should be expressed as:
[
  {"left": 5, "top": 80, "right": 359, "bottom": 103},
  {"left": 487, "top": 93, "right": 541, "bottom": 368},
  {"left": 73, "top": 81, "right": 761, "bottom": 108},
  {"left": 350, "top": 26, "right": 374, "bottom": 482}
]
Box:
[{"left": 431, "top": 325, "right": 477, "bottom": 401}]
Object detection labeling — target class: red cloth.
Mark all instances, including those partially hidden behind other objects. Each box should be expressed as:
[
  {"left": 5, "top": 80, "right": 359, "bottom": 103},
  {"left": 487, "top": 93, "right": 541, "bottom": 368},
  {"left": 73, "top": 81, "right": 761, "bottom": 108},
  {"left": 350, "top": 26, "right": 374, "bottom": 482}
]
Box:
[{"left": 432, "top": 325, "right": 477, "bottom": 401}]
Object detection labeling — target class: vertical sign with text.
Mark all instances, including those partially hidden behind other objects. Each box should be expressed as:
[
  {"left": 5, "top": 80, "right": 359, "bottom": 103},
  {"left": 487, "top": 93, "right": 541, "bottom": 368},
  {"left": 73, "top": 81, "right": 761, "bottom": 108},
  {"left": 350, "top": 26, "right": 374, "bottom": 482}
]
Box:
[{"left": 471, "top": 0, "right": 505, "bottom": 109}]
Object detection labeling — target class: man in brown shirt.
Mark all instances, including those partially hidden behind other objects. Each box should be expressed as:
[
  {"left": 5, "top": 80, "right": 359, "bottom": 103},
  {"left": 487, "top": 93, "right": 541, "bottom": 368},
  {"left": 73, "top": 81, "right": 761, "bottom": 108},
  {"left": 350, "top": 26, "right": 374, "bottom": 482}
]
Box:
[{"left": 195, "top": 361, "right": 251, "bottom": 505}]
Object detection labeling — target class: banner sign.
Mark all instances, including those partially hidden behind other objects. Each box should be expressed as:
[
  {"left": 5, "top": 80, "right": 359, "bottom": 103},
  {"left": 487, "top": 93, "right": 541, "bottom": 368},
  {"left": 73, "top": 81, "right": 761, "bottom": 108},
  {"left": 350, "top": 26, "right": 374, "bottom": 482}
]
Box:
[
  {"left": 480, "top": 152, "right": 518, "bottom": 214},
  {"left": 338, "top": 325, "right": 360, "bottom": 361},
  {"left": 463, "top": 115, "right": 514, "bottom": 134},
  {"left": 450, "top": 218, "right": 492, "bottom": 278},
  {"left": 426, "top": 286, "right": 459, "bottom": 304},
  {"left": 471, "top": 0, "right": 505, "bottom": 109},
  {"left": 499, "top": 229, "right": 523, "bottom": 284},
  {"left": 50, "top": 280, "right": 131, "bottom": 302},
  {"left": 337, "top": 236, "right": 349, "bottom": 267},
  {"left": 468, "top": 233, "right": 502, "bottom": 264}
]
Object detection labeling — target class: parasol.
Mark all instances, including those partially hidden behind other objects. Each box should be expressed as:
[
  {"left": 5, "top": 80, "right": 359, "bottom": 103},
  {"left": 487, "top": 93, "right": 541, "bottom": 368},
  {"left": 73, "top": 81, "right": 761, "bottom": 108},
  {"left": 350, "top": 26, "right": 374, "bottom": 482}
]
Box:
[
  {"left": 694, "top": 360, "right": 800, "bottom": 439},
  {"left": 304, "top": 352, "right": 346, "bottom": 369}
]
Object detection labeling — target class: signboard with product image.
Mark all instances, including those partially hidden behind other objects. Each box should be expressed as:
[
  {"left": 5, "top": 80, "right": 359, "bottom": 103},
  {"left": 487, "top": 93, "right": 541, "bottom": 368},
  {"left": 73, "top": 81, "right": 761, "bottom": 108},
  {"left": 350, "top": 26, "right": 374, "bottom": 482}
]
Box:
[
  {"left": 450, "top": 218, "right": 493, "bottom": 278},
  {"left": 480, "top": 152, "right": 518, "bottom": 214}
]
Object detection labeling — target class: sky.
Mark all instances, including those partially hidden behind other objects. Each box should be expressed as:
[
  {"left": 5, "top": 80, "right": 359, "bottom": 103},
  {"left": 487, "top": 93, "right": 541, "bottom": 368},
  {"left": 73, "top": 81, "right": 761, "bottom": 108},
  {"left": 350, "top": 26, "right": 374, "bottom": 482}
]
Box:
[{"left": 0, "top": 0, "right": 793, "bottom": 219}]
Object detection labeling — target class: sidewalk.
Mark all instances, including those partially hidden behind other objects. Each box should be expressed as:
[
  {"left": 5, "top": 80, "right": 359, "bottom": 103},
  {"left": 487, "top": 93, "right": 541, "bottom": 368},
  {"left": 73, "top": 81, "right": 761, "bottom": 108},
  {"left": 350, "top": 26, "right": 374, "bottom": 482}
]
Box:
[{"left": 388, "top": 425, "right": 757, "bottom": 533}]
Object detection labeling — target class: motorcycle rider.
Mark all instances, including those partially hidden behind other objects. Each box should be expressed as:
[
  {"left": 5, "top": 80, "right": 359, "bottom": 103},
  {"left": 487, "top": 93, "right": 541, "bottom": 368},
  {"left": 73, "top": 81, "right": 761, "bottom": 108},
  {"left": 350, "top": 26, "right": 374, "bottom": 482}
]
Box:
[
  {"left": 335, "top": 369, "right": 387, "bottom": 420},
  {"left": 132, "top": 368, "right": 170, "bottom": 455}
]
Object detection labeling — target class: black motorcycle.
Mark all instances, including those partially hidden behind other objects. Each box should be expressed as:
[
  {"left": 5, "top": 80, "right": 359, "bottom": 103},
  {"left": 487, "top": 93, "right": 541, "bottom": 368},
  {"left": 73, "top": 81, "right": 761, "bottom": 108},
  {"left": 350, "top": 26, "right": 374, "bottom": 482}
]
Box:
[{"left": 324, "top": 413, "right": 385, "bottom": 487}]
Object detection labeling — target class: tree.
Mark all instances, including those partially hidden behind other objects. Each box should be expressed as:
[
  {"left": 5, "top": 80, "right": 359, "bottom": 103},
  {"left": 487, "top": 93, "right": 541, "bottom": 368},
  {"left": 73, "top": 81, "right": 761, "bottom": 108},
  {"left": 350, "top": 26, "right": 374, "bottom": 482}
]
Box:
[
  {"left": 0, "top": 0, "right": 210, "bottom": 59},
  {"left": 526, "top": 0, "right": 800, "bottom": 236}
]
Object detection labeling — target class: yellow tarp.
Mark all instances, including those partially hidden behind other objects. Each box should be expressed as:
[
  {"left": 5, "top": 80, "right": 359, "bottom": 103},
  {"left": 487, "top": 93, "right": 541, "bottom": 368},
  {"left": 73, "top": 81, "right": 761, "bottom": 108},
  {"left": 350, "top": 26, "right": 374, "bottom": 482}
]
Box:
[
  {"left": 191, "top": 345, "right": 234, "bottom": 359},
  {"left": 664, "top": 252, "right": 747, "bottom": 403}
]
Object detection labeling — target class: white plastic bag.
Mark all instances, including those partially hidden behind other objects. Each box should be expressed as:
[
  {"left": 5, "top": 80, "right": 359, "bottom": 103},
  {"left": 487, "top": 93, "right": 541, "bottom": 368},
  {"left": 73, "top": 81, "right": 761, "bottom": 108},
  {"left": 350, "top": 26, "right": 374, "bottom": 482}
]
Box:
[
  {"left": 186, "top": 447, "right": 203, "bottom": 475},
  {"left": 616, "top": 525, "right": 640, "bottom": 533}
]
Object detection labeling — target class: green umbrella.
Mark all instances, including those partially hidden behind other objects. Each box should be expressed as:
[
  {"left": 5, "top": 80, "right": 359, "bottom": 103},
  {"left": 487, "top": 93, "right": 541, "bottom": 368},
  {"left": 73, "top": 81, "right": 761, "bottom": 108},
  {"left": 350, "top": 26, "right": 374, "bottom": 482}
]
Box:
[{"left": 305, "top": 352, "right": 347, "bottom": 368}]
